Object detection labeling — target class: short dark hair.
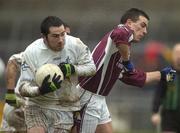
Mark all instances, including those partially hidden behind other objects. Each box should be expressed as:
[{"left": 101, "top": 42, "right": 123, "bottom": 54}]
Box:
[
  {"left": 63, "top": 22, "right": 70, "bottom": 29},
  {"left": 40, "top": 16, "right": 64, "bottom": 36},
  {"left": 120, "top": 8, "right": 150, "bottom": 24}
]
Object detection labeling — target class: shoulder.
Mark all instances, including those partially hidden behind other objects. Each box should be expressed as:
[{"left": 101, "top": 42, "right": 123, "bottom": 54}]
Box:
[
  {"left": 9, "top": 52, "right": 23, "bottom": 61},
  {"left": 9, "top": 52, "right": 24, "bottom": 64},
  {"left": 112, "top": 24, "right": 133, "bottom": 36},
  {"left": 65, "top": 35, "right": 87, "bottom": 48},
  {"left": 24, "top": 38, "right": 45, "bottom": 54},
  {"left": 110, "top": 24, "right": 133, "bottom": 44}
]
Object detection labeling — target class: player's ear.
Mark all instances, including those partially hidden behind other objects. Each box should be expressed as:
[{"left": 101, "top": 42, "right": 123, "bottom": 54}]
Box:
[
  {"left": 41, "top": 33, "right": 45, "bottom": 38},
  {"left": 41, "top": 33, "right": 48, "bottom": 43},
  {"left": 126, "top": 19, "right": 133, "bottom": 27}
]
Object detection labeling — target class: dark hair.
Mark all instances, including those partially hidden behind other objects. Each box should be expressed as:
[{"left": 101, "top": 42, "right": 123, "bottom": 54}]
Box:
[
  {"left": 40, "top": 16, "right": 64, "bottom": 36},
  {"left": 63, "top": 22, "right": 70, "bottom": 29},
  {"left": 120, "top": 8, "right": 150, "bottom": 24}
]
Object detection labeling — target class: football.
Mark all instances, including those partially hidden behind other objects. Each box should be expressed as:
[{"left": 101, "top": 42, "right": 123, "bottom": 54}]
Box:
[{"left": 35, "top": 63, "right": 64, "bottom": 87}]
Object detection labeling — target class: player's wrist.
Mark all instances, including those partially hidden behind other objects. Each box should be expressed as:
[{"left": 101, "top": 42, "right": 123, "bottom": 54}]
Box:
[
  {"left": 19, "top": 83, "right": 40, "bottom": 97},
  {"left": 5, "top": 89, "right": 16, "bottom": 106},
  {"left": 122, "top": 60, "right": 134, "bottom": 72},
  {"left": 122, "top": 60, "right": 130, "bottom": 65},
  {"left": 6, "top": 89, "right": 15, "bottom": 93},
  {"left": 59, "top": 63, "right": 75, "bottom": 77}
]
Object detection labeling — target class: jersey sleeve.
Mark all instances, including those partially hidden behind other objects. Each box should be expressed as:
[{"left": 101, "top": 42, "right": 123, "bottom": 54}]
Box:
[
  {"left": 119, "top": 69, "right": 146, "bottom": 87},
  {"left": 74, "top": 38, "right": 96, "bottom": 76},
  {"left": 17, "top": 46, "right": 39, "bottom": 97},
  {"left": 110, "top": 27, "right": 132, "bottom": 46}
]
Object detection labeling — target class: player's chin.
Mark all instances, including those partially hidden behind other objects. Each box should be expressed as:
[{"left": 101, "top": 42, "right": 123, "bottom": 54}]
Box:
[
  {"left": 135, "top": 37, "right": 143, "bottom": 42},
  {"left": 54, "top": 46, "right": 64, "bottom": 51},
  {"left": 132, "top": 39, "right": 140, "bottom": 43}
]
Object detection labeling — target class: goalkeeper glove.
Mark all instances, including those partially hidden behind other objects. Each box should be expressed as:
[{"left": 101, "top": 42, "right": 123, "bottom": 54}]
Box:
[
  {"left": 39, "top": 73, "right": 62, "bottom": 95},
  {"left": 160, "top": 67, "right": 176, "bottom": 82},
  {"left": 58, "top": 63, "right": 75, "bottom": 78},
  {"left": 122, "top": 60, "right": 134, "bottom": 72},
  {"left": 5, "top": 89, "right": 17, "bottom": 107}
]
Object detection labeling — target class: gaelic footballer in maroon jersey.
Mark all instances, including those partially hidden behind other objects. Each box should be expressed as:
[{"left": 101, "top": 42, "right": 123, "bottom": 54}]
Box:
[
  {"left": 75, "top": 8, "right": 176, "bottom": 133},
  {"left": 79, "top": 24, "right": 146, "bottom": 96}
]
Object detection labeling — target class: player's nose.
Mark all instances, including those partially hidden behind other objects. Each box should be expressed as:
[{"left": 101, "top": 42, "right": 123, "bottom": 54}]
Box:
[
  {"left": 143, "top": 28, "right": 147, "bottom": 35},
  {"left": 58, "top": 37, "right": 64, "bottom": 43}
]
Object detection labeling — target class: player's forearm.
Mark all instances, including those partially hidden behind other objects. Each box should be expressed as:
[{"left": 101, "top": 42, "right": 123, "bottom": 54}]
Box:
[
  {"left": 74, "top": 63, "right": 96, "bottom": 76},
  {"left": 116, "top": 44, "right": 130, "bottom": 61},
  {"left": 19, "top": 81, "right": 40, "bottom": 97},
  {"left": 75, "top": 44, "right": 96, "bottom": 76},
  {"left": 6, "top": 60, "right": 19, "bottom": 90},
  {"left": 145, "top": 71, "right": 161, "bottom": 84}
]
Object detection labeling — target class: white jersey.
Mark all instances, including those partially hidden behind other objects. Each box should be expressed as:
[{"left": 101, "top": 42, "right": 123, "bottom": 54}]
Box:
[{"left": 17, "top": 35, "right": 96, "bottom": 111}]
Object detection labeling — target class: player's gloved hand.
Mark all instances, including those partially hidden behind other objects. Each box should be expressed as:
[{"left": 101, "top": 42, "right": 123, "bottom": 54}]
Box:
[
  {"left": 5, "top": 89, "right": 17, "bottom": 107},
  {"left": 122, "top": 60, "right": 134, "bottom": 72},
  {"left": 39, "top": 73, "right": 62, "bottom": 95},
  {"left": 160, "top": 67, "right": 176, "bottom": 82},
  {"left": 58, "top": 63, "right": 75, "bottom": 78}
]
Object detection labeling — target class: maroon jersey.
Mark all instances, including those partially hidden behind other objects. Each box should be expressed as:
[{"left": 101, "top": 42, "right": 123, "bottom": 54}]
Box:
[{"left": 79, "top": 24, "right": 146, "bottom": 96}]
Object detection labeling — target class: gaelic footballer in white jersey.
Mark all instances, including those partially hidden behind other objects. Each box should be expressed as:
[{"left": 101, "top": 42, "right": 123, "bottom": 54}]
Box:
[{"left": 18, "top": 35, "right": 96, "bottom": 111}]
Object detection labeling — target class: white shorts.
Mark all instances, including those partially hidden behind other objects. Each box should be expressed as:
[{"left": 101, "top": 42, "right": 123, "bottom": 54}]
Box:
[
  {"left": 1, "top": 103, "right": 16, "bottom": 132},
  {"left": 75, "top": 86, "right": 112, "bottom": 133},
  {"left": 1, "top": 103, "right": 26, "bottom": 132},
  {"left": 24, "top": 105, "right": 73, "bottom": 133}
]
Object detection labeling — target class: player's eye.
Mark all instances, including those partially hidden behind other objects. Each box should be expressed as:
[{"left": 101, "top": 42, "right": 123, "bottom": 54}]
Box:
[
  {"left": 141, "top": 23, "right": 147, "bottom": 28},
  {"left": 60, "top": 32, "right": 65, "bottom": 37},
  {"left": 141, "top": 24, "right": 145, "bottom": 28},
  {"left": 51, "top": 34, "right": 60, "bottom": 38}
]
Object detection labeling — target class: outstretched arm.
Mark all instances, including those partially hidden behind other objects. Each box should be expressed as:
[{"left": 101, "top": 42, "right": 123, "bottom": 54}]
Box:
[
  {"left": 145, "top": 71, "right": 161, "bottom": 84},
  {"left": 119, "top": 67, "right": 176, "bottom": 87}
]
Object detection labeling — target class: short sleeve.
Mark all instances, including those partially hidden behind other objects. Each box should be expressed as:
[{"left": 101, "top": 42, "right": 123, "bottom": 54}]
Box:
[{"left": 110, "top": 27, "right": 132, "bottom": 46}]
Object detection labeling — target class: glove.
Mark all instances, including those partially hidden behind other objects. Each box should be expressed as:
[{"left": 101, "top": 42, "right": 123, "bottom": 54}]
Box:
[
  {"left": 5, "top": 89, "right": 17, "bottom": 107},
  {"left": 122, "top": 60, "right": 134, "bottom": 72},
  {"left": 160, "top": 67, "right": 176, "bottom": 82},
  {"left": 58, "top": 63, "right": 75, "bottom": 78},
  {"left": 39, "top": 73, "right": 62, "bottom": 95}
]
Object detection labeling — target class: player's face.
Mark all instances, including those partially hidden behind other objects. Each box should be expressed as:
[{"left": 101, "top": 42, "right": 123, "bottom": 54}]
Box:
[
  {"left": 127, "top": 16, "right": 148, "bottom": 42},
  {"left": 44, "top": 25, "right": 66, "bottom": 52},
  {"left": 172, "top": 44, "right": 180, "bottom": 70}
]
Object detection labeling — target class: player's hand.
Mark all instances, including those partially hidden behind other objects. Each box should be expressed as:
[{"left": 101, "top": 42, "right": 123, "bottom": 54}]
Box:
[
  {"left": 5, "top": 89, "right": 17, "bottom": 107},
  {"left": 151, "top": 113, "right": 161, "bottom": 126},
  {"left": 39, "top": 73, "right": 62, "bottom": 95},
  {"left": 160, "top": 67, "right": 176, "bottom": 82},
  {"left": 58, "top": 63, "right": 75, "bottom": 78},
  {"left": 122, "top": 60, "right": 134, "bottom": 72}
]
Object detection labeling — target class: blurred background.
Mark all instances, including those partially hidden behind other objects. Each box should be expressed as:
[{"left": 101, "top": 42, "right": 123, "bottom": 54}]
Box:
[{"left": 0, "top": 0, "right": 180, "bottom": 132}]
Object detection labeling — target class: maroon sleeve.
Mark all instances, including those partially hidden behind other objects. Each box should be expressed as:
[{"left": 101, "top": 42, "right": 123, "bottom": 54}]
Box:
[
  {"left": 119, "top": 69, "right": 146, "bottom": 87},
  {"left": 110, "top": 27, "right": 132, "bottom": 46}
]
